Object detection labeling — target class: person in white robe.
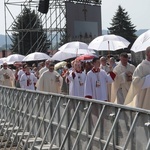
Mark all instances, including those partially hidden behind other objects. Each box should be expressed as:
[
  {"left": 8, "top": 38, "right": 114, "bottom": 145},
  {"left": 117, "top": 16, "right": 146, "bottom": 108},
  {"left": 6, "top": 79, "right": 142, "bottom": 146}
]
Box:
[
  {"left": 100, "top": 56, "right": 110, "bottom": 73},
  {"left": 84, "top": 57, "right": 115, "bottom": 101},
  {"left": 66, "top": 60, "right": 86, "bottom": 97},
  {"left": 36, "top": 59, "right": 51, "bottom": 88},
  {"left": 124, "top": 46, "right": 150, "bottom": 110},
  {"left": 83, "top": 62, "right": 93, "bottom": 74},
  {"left": 61, "top": 62, "right": 73, "bottom": 95},
  {"left": 20, "top": 65, "right": 37, "bottom": 90},
  {"left": 100, "top": 56, "right": 114, "bottom": 101},
  {"left": 39, "top": 59, "right": 51, "bottom": 77},
  {"left": 37, "top": 63, "right": 62, "bottom": 93},
  {"left": 16, "top": 64, "right": 26, "bottom": 88},
  {"left": 111, "top": 53, "right": 135, "bottom": 104},
  {"left": 109, "top": 57, "right": 117, "bottom": 69},
  {"left": 0, "top": 62, "right": 15, "bottom": 87}
]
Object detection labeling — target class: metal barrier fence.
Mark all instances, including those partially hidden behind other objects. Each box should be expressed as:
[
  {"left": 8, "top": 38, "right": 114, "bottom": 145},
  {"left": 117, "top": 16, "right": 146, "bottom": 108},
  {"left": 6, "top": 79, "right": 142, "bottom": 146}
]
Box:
[{"left": 0, "top": 86, "right": 150, "bottom": 150}]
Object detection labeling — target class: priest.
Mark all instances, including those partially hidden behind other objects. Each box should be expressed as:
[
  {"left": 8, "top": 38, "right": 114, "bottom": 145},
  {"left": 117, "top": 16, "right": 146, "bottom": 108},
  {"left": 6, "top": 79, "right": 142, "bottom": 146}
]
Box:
[
  {"left": 37, "top": 63, "right": 62, "bottom": 93},
  {"left": 111, "top": 53, "right": 135, "bottom": 104},
  {"left": 39, "top": 59, "right": 51, "bottom": 77},
  {"left": 0, "top": 62, "right": 15, "bottom": 87},
  {"left": 124, "top": 46, "right": 150, "bottom": 110}
]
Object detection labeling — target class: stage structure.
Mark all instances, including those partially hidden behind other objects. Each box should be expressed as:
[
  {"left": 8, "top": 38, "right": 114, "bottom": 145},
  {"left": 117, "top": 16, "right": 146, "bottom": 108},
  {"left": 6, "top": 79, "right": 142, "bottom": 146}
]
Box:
[{"left": 4, "top": 0, "right": 102, "bottom": 55}]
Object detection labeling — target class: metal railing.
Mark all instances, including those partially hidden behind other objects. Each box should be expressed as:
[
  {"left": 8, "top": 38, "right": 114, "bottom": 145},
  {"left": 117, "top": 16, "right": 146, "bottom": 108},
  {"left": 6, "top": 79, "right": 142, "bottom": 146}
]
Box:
[{"left": 0, "top": 86, "right": 150, "bottom": 150}]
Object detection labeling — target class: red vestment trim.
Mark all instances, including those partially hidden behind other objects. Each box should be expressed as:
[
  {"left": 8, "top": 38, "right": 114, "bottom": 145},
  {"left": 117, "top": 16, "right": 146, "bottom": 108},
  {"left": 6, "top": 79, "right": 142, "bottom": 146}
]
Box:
[
  {"left": 26, "top": 72, "right": 30, "bottom": 75},
  {"left": 76, "top": 70, "right": 82, "bottom": 73},
  {"left": 92, "top": 67, "right": 100, "bottom": 73},
  {"left": 109, "top": 71, "right": 116, "bottom": 80},
  {"left": 85, "top": 95, "right": 92, "bottom": 99}
]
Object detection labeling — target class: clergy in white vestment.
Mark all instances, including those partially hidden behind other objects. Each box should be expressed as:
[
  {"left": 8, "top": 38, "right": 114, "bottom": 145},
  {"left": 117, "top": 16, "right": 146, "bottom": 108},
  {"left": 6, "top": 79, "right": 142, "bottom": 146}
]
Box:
[
  {"left": 39, "top": 59, "right": 51, "bottom": 77},
  {"left": 64, "top": 60, "right": 75, "bottom": 85},
  {"left": 37, "top": 63, "right": 62, "bottom": 93},
  {"left": 17, "top": 66, "right": 25, "bottom": 81},
  {"left": 0, "top": 62, "right": 15, "bottom": 87},
  {"left": 84, "top": 57, "right": 115, "bottom": 101},
  {"left": 100, "top": 56, "right": 110, "bottom": 73},
  {"left": 124, "top": 46, "right": 150, "bottom": 110},
  {"left": 100, "top": 56, "right": 113, "bottom": 101},
  {"left": 20, "top": 65, "right": 37, "bottom": 90},
  {"left": 66, "top": 60, "right": 86, "bottom": 97},
  {"left": 61, "top": 62, "right": 73, "bottom": 95},
  {"left": 111, "top": 53, "right": 135, "bottom": 104},
  {"left": 109, "top": 57, "right": 117, "bottom": 69},
  {"left": 36, "top": 59, "right": 51, "bottom": 88},
  {"left": 17, "top": 64, "right": 26, "bottom": 88}
]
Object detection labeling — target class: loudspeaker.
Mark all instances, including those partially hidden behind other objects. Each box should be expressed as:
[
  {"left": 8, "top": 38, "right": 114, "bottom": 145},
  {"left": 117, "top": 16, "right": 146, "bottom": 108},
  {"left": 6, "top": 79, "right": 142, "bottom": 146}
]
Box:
[{"left": 38, "top": 0, "right": 49, "bottom": 14}]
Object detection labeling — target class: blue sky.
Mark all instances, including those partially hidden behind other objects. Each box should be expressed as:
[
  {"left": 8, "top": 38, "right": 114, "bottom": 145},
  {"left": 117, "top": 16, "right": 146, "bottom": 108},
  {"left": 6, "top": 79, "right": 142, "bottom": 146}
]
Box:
[{"left": 0, "top": 0, "right": 149, "bottom": 34}]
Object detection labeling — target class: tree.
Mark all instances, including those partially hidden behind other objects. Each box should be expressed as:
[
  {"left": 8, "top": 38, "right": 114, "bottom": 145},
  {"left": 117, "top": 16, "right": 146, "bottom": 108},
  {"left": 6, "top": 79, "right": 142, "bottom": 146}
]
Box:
[
  {"left": 11, "top": 7, "right": 47, "bottom": 55},
  {"left": 108, "top": 5, "right": 137, "bottom": 46}
]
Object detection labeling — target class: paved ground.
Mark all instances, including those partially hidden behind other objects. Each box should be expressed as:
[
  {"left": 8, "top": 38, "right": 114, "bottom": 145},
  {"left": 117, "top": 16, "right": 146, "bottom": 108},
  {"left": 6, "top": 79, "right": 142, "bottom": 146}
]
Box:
[{"left": 0, "top": 135, "right": 21, "bottom": 150}]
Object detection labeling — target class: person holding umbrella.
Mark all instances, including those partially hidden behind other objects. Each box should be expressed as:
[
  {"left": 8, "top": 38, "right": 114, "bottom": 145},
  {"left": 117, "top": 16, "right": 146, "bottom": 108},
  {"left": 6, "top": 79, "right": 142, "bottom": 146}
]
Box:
[{"left": 125, "top": 46, "right": 150, "bottom": 110}]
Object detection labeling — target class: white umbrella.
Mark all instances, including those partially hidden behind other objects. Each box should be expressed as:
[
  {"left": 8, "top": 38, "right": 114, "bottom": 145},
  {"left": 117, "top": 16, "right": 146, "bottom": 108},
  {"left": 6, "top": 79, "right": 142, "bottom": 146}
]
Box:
[
  {"left": 88, "top": 34, "right": 130, "bottom": 51},
  {"left": 59, "top": 41, "right": 88, "bottom": 50},
  {"left": 0, "top": 57, "right": 7, "bottom": 65},
  {"left": 6, "top": 54, "right": 25, "bottom": 64},
  {"left": 51, "top": 51, "right": 77, "bottom": 61},
  {"left": 22, "top": 52, "right": 51, "bottom": 62},
  {"left": 0, "top": 59, "right": 4, "bottom": 66},
  {"left": 131, "top": 29, "right": 150, "bottom": 53},
  {"left": 59, "top": 41, "right": 95, "bottom": 54}
]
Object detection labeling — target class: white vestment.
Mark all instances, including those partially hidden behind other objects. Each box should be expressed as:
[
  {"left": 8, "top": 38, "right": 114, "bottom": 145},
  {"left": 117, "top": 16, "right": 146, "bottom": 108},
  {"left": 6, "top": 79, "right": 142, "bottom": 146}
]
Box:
[
  {"left": 20, "top": 73, "right": 37, "bottom": 90},
  {"left": 100, "top": 64, "right": 110, "bottom": 73},
  {"left": 124, "top": 60, "right": 150, "bottom": 110},
  {"left": 67, "top": 71, "right": 86, "bottom": 97},
  {"left": 39, "top": 66, "right": 48, "bottom": 77},
  {"left": 37, "top": 70, "right": 62, "bottom": 93},
  {"left": 0, "top": 68, "right": 15, "bottom": 87},
  {"left": 100, "top": 64, "right": 112, "bottom": 101},
  {"left": 17, "top": 69, "right": 25, "bottom": 81},
  {"left": 111, "top": 62, "right": 135, "bottom": 104},
  {"left": 84, "top": 69, "right": 113, "bottom": 101}
]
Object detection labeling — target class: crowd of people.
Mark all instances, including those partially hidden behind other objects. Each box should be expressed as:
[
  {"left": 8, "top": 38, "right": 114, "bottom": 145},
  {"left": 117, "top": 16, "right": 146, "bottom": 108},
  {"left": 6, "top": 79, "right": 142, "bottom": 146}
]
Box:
[{"left": 0, "top": 46, "right": 150, "bottom": 110}]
